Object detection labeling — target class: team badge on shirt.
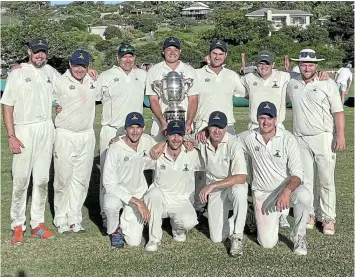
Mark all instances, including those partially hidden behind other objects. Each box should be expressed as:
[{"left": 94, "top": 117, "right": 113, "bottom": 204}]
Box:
[
  {"left": 143, "top": 150, "right": 147, "bottom": 157},
  {"left": 294, "top": 85, "right": 298, "bottom": 89},
  {"left": 47, "top": 77, "right": 52, "bottom": 83},
  {"left": 114, "top": 77, "right": 119, "bottom": 82},
  {"left": 124, "top": 156, "right": 129, "bottom": 162},
  {"left": 272, "top": 81, "right": 279, "bottom": 88},
  {"left": 205, "top": 78, "right": 210, "bottom": 82},
  {"left": 160, "top": 164, "right": 166, "bottom": 170},
  {"left": 255, "top": 146, "right": 260, "bottom": 151},
  {"left": 25, "top": 77, "right": 31, "bottom": 82},
  {"left": 69, "top": 85, "right": 75, "bottom": 90},
  {"left": 313, "top": 88, "right": 317, "bottom": 91},
  {"left": 183, "top": 164, "right": 190, "bottom": 171},
  {"left": 90, "top": 82, "right": 95, "bottom": 89},
  {"left": 253, "top": 81, "right": 257, "bottom": 86},
  {"left": 274, "top": 150, "right": 281, "bottom": 158},
  {"left": 223, "top": 156, "right": 229, "bottom": 162}
]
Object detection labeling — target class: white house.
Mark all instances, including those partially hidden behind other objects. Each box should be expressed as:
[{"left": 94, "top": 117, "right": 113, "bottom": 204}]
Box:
[
  {"left": 88, "top": 23, "right": 134, "bottom": 40},
  {"left": 245, "top": 8, "right": 313, "bottom": 30},
  {"left": 181, "top": 2, "right": 213, "bottom": 19}
]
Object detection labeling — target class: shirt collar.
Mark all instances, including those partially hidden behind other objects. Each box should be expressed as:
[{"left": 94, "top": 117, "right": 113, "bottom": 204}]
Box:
[
  {"left": 206, "top": 132, "right": 229, "bottom": 150},
  {"left": 162, "top": 144, "right": 187, "bottom": 161},
  {"left": 254, "top": 127, "right": 282, "bottom": 145},
  {"left": 162, "top": 60, "right": 183, "bottom": 71},
  {"left": 64, "top": 69, "right": 91, "bottom": 84},
  {"left": 204, "top": 64, "right": 226, "bottom": 74}
]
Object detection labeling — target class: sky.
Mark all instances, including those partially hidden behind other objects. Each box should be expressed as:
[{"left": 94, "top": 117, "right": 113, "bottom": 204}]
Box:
[{"left": 50, "top": 1, "right": 122, "bottom": 6}]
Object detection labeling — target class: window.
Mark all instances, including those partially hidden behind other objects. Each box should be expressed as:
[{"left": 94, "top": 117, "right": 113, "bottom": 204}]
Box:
[{"left": 291, "top": 16, "right": 306, "bottom": 25}]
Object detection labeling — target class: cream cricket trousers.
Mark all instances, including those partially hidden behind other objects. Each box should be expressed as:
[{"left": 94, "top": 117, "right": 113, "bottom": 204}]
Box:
[
  {"left": 208, "top": 183, "right": 248, "bottom": 242},
  {"left": 296, "top": 133, "right": 337, "bottom": 221},
  {"left": 104, "top": 194, "right": 144, "bottom": 246},
  {"left": 144, "top": 187, "right": 198, "bottom": 242},
  {"left": 10, "top": 120, "right": 54, "bottom": 230},
  {"left": 253, "top": 184, "right": 311, "bottom": 248},
  {"left": 193, "top": 125, "right": 236, "bottom": 212},
  {"left": 53, "top": 128, "right": 95, "bottom": 227},
  {"left": 99, "top": 125, "right": 124, "bottom": 218}
]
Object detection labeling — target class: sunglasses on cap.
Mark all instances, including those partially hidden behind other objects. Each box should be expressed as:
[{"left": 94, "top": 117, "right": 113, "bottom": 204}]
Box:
[
  {"left": 299, "top": 52, "right": 317, "bottom": 58},
  {"left": 119, "top": 46, "right": 135, "bottom": 53}
]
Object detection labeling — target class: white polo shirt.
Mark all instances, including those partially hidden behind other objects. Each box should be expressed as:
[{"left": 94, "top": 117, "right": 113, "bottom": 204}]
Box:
[
  {"left": 96, "top": 66, "right": 147, "bottom": 129},
  {"left": 239, "top": 70, "right": 291, "bottom": 130},
  {"left": 145, "top": 61, "right": 198, "bottom": 125},
  {"left": 336, "top": 67, "right": 353, "bottom": 85},
  {"left": 287, "top": 77, "right": 344, "bottom": 136},
  {"left": 239, "top": 128, "right": 304, "bottom": 192},
  {"left": 194, "top": 65, "right": 245, "bottom": 131},
  {"left": 53, "top": 70, "right": 97, "bottom": 132},
  {"left": 197, "top": 132, "right": 247, "bottom": 186},
  {"left": 150, "top": 145, "right": 201, "bottom": 202},
  {"left": 0, "top": 63, "right": 60, "bottom": 125},
  {"left": 103, "top": 134, "right": 156, "bottom": 204}
]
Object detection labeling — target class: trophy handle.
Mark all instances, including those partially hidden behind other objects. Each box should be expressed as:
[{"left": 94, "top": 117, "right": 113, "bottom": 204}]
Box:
[
  {"left": 152, "top": 79, "right": 170, "bottom": 105},
  {"left": 184, "top": 78, "right": 194, "bottom": 96}
]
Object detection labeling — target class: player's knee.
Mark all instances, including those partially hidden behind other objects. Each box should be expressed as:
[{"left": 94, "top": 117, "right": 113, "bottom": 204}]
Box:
[
  {"left": 295, "top": 186, "right": 312, "bottom": 207},
  {"left": 145, "top": 187, "right": 163, "bottom": 202},
  {"left": 103, "top": 198, "right": 120, "bottom": 214},
  {"left": 231, "top": 184, "right": 248, "bottom": 200},
  {"left": 125, "top": 236, "right": 142, "bottom": 247},
  {"left": 180, "top": 216, "right": 197, "bottom": 231},
  {"left": 258, "top": 236, "right": 278, "bottom": 249}
]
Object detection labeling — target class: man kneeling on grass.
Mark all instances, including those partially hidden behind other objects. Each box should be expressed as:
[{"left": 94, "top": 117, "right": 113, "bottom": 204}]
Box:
[
  {"left": 103, "top": 112, "right": 156, "bottom": 248},
  {"left": 238, "top": 102, "right": 311, "bottom": 255},
  {"left": 144, "top": 120, "right": 202, "bottom": 252}
]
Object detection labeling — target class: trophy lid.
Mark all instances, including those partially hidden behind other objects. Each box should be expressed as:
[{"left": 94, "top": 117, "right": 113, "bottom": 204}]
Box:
[{"left": 165, "top": 71, "right": 184, "bottom": 79}]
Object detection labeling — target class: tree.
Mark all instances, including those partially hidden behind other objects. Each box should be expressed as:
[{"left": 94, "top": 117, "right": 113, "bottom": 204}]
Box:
[
  {"left": 128, "top": 15, "right": 158, "bottom": 33},
  {"left": 62, "top": 16, "right": 88, "bottom": 32},
  {"left": 104, "top": 25, "right": 122, "bottom": 40},
  {"left": 154, "top": 2, "right": 180, "bottom": 20}
]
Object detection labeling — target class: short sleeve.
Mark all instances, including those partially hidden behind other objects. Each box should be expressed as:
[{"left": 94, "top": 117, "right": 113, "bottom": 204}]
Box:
[
  {"left": 0, "top": 71, "right": 19, "bottom": 106},
  {"left": 328, "top": 80, "right": 344, "bottom": 113},
  {"left": 186, "top": 67, "right": 199, "bottom": 96},
  {"left": 234, "top": 74, "right": 247, "bottom": 97},
  {"left": 145, "top": 67, "right": 158, "bottom": 96},
  {"left": 229, "top": 138, "right": 248, "bottom": 175}
]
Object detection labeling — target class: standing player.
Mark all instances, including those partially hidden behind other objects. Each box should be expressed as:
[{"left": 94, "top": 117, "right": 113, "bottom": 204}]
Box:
[
  {"left": 287, "top": 49, "right": 346, "bottom": 235},
  {"left": 96, "top": 43, "right": 147, "bottom": 229},
  {"left": 52, "top": 50, "right": 96, "bottom": 233},
  {"left": 239, "top": 102, "right": 311, "bottom": 255},
  {"left": 1, "top": 38, "right": 60, "bottom": 244},
  {"left": 145, "top": 37, "right": 198, "bottom": 141},
  {"left": 103, "top": 112, "right": 155, "bottom": 248},
  {"left": 335, "top": 63, "right": 353, "bottom": 104},
  {"left": 144, "top": 120, "right": 201, "bottom": 252}
]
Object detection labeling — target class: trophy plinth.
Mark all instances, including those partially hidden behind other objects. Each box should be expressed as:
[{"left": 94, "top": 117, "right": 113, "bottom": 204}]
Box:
[{"left": 152, "top": 71, "right": 193, "bottom": 123}]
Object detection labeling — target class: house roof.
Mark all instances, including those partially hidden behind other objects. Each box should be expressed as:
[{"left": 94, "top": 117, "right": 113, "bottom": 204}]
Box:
[
  {"left": 183, "top": 1, "right": 212, "bottom": 11},
  {"left": 245, "top": 8, "right": 312, "bottom": 17}
]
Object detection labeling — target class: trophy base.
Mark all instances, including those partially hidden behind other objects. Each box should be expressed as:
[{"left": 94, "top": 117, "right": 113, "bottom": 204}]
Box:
[{"left": 164, "top": 107, "right": 185, "bottom": 123}]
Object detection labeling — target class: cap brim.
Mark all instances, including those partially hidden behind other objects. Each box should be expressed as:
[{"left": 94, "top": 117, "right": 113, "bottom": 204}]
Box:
[
  {"left": 208, "top": 121, "right": 227, "bottom": 128},
  {"left": 257, "top": 59, "right": 273, "bottom": 64},
  {"left": 164, "top": 44, "right": 180, "bottom": 49},
  {"left": 126, "top": 123, "right": 145, "bottom": 127},
  {"left": 31, "top": 46, "right": 47, "bottom": 53},
  {"left": 210, "top": 46, "right": 227, "bottom": 52},
  {"left": 118, "top": 51, "right": 135, "bottom": 57},
  {"left": 167, "top": 131, "right": 184, "bottom": 136},
  {"left": 290, "top": 58, "right": 325, "bottom": 62},
  {"left": 257, "top": 112, "right": 276, "bottom": 118}
]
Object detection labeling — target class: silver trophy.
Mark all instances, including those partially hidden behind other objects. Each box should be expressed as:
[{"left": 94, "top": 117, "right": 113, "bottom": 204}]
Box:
[{"left": 152, "top": 71, "right": 193, "bottom": 122}]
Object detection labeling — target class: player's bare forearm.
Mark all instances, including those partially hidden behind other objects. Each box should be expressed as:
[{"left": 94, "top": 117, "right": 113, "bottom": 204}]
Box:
[
  {"left": 334, "top": 111, "right": 345, "bottom": 136},
  {"left": 186, "top": 95, "right": 198, "bottom": 125},
  {"left": 211, "top": 174, "right": 247, "bottom": 190},
  {"left": 149, "top": 96, "right": 165, "bottom": 125},
  {"left": 2, "top": 105, "right": 15, "bottom": 136},
  {"left": 283, "top": 176, "right": 301, "bottom": 193}
]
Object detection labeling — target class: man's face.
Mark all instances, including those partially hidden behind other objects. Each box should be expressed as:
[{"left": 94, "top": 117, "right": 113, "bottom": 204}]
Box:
[
  {"left": 28, "top": 49, "right": 47, "bottom": 68},
  {"left": 118, "top": 54, "right": 136, "bottom": 72},
  {"left": 163, "top": 46, "right": 180, "bottom": 64},
  {"left": 167, "top": 134, "right": 183, "bottom": 150},
  {"left": 256, "top": 61, "right": 273, "bottom": 78},
  {"left": 299, "top": 62, "right": 318, "bottom": 81},
  {"left": 258, "top": 114, "right": 277, "bottom": 134},
  {"left": 70, "top": 64, "right": 88, "bottom": 81},
  {"left": 208, "top": 125, "right": 227, "bottom": 144},
  {"left": 125, "top": 125, "right": 144, "bottom": 143},
  {"left": 209, "top": 48, "right": 227, "bottom": 68}
]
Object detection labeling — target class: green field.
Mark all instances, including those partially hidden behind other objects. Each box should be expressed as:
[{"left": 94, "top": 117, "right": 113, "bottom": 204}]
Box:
[{"left": 1, "top": 107, "right": 354, "bottom": 277}]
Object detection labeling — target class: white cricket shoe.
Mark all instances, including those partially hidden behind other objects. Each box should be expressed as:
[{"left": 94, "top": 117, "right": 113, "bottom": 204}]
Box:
[{"left": 145, "top": 241, "right": 161, "bottom": 252}]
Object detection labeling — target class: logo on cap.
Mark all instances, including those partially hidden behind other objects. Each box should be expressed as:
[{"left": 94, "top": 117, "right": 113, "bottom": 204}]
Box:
[
  {"left": 216, "top": 41, "right": 221, "bottom": 45},
  {"left": 132, "top": 113, "right": 138, "bottom": 120},
  {"left": 38, "top": 40, "right": 44, "bottom": 46},
  {"left": 173, "top": 122, "right": 180, "bottom": 128},
  {"left": 169, "top": 38, "right": 175, "bottom": 42},
  {"left": 213, "top": 113, "right": 220, "bottom": 120},
  {"left": 264, "top": 103, "right": 271, "bottom": 109},
  {"left": 78, "top": 53, "right": 85, "bottom": 60}
]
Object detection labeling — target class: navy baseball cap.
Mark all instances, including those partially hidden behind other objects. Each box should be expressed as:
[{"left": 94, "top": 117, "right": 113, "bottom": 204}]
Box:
[
  {"left": 118, "top": 43, "right": 135, "bottom": 58},
  {"left": 27, "top": 38, "right": 48, "bottom": 53},
  {"left": 163, "top": 37, "right": 181, "bottom": 49},
  {"left": 210, "top": 39, "right": 227, "bottom": 52},
  {"left": 71, "top": 50, "right": 90, "bottom": 66},
  {"left": 166, "top": 120, "right": 185, "bottom": 136},
  {"left": 208, "top": 111, "right": 227, "bottom": 128},
  {"left": 256, "top": 50, "right": 274, "bottom": 64},
  {"left": 125, "top": 112, "right": 145, "bottom": 127},
  {"left": 257, "top": 101, "right": 277, "bottom": 118}
]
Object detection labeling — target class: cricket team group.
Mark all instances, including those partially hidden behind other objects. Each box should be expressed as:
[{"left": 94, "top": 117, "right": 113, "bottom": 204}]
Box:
[{"left": 1, "top": 36, "right": 346, "bottom": 256}]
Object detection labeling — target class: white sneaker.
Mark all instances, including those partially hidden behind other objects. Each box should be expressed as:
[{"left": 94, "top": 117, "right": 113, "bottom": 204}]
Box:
[
  {"left": 292, "top": 235, "right": 308, "bottom": 255},
  {"left": 70, "top": 223, "right": 86, "bottom": 233},
  {"left": 173, "top": 232, "right": 187, "bottom": 242},
  {"left": 58, "top": 225, "right": 70, "bottom": 234},
  {"left": 230, "top": 235, "right": 243, "bottom": 256},
  {"left": 279, "top": 215, "right": 290, "bottom": 229},
  {"left": 145, "top": 241, "right": 160, "bottom": 252}
]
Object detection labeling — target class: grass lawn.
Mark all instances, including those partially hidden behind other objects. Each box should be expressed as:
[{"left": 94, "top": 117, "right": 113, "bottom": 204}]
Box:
[{"left": 1, "top": 107, "right": 354, "bottom": 277}]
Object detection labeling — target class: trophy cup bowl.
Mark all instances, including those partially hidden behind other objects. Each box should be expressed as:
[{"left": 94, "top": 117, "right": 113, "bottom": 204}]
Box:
[{"left": 152, "top": 71, "right": 193, "bottom": 122}]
